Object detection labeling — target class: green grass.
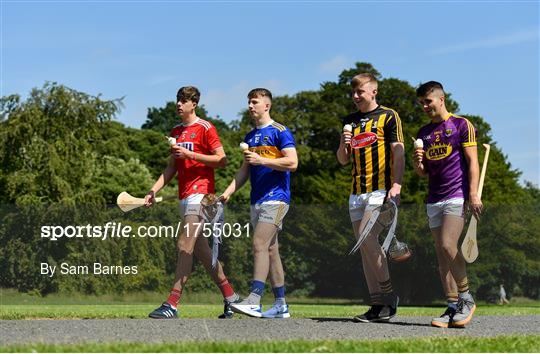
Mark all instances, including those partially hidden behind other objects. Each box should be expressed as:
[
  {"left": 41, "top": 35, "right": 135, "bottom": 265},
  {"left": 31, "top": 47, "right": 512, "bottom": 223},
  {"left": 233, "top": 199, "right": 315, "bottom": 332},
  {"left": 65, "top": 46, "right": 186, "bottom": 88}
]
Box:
[
  {"left": 2, "top": 303, "right": 539, "bottom": 320},
  {"left": 1, "top": 289, "right": 539, "bottom": 319},
  {"left": 1, "top": 335, "right": 539, "bottom": 352}
]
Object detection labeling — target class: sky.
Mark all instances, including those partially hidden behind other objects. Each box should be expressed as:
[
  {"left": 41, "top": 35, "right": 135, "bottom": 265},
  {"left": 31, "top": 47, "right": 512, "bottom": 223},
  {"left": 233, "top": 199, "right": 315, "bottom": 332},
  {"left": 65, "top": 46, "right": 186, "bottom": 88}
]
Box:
[{"left": 2, "top": 1, "right": 539, "bottom": 185}]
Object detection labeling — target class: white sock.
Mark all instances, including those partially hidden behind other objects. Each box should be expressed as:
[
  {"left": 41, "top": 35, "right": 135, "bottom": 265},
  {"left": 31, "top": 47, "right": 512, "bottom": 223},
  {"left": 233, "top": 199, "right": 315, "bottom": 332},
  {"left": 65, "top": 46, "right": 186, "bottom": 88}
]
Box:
[
  {"left": 275, "top": 297, "right": 286, "bottom": 306},
  {"left": 225, "top": 293, "right": 239, "bottom": 302},
  {"left": 246, "top": 292, "right": 261, "bottom": 305}
]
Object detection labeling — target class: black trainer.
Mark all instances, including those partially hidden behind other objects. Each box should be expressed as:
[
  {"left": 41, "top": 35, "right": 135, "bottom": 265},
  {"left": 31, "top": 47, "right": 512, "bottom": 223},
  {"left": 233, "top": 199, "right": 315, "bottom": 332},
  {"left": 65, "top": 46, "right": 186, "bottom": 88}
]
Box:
[
  {"left": 218, "top": 296, "right": 243, "bottom": 319},
  {"left": 353, "top": 305, "right": 384, "bottom": 323},
  {"left": 379, "top": 293, "right": 399, "bottom": 321}
]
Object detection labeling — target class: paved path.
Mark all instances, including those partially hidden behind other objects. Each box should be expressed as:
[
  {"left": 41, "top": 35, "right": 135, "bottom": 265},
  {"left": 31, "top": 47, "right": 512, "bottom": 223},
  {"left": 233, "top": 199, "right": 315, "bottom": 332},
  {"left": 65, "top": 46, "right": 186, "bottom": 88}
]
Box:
[{"left": 1, "top": 316, "right": 538, "bottom": 345}]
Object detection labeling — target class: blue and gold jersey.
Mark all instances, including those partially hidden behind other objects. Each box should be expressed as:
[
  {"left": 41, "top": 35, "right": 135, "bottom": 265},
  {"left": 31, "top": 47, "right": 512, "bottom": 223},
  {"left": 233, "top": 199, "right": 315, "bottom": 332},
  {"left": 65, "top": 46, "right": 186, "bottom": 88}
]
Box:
[{"left": 244, "top": 121, "right": 296, "bottom": 204}]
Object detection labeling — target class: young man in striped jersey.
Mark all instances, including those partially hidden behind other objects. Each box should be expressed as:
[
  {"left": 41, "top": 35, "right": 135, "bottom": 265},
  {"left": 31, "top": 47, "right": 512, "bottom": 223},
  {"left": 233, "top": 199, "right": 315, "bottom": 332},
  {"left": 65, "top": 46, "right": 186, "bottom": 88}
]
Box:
[
  {"left": 337, "top": 73, "right": 405, "bottom": 322},
  {"left": 144, "top": 86, "right": 241, "bottom": 319},
  {"left": 220, "top": 88, "right": 298, "bottom": 318},
  {"left": 413, "top": 81, "right": 482, "bottom": 328}
]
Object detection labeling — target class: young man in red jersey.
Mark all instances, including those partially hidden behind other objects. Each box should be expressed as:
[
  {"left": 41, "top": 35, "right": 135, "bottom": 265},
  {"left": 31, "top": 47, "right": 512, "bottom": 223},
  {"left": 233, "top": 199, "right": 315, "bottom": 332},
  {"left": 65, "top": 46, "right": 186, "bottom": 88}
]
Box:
[{"left": 144, "top": 86, "right": 240, "bottom": 319}]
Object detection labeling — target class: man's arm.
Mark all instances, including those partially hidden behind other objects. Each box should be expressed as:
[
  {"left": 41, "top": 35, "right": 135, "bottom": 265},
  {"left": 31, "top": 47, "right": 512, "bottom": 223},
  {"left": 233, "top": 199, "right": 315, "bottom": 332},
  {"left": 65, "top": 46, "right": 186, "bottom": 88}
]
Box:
[
  {"left": 336, "top": 131, "right": 351, "bottom": 165},
  {"left": 463, "top": 145, "right": 482, "bottom": 217},
  {"left": 244, "top": 147, "right": 298, "bottom": 172},
  {"left": 172, "top": 145, "right": 228, "bottom": 168},
  {"left": 220, "top": 161, "right": 250, "bottom": 203},
  {"left": 412, "top": 148, "right": 428, "bottom": 177},
  {"left": 388, "top": 142, "right": 405, "bottom": 201},
  {"left": 144, "top": 156, "right": 177, "bottom": 206}
]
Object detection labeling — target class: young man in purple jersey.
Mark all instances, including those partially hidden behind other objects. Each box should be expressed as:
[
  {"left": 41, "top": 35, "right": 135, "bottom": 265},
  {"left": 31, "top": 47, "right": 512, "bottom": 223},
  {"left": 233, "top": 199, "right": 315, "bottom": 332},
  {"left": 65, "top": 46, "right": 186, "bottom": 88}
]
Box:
[
  {"left": 220, "top": 88, "right": 298, "bottom": 318},
  {"left": 413, "top": 81, "right": 483, "bottom": 328}
]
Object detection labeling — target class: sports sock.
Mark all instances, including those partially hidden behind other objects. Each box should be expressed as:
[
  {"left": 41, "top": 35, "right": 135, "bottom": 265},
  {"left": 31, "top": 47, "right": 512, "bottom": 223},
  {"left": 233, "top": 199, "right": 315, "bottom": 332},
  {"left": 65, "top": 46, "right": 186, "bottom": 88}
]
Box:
[
  {"left": 244, "top": 280, "right": 265, "bottom": 305},
  {"left": 272, "top": 285, "right": 285, "bottom": 300},
  {"left": 166, "top": 288, "right": 182, "bottom": 308},
  {"left": 370, "top": 292, "right": 383, "bottom": 305},
  {"left": 245, "top": 292, "right": 262, "bottom": 305},
  {"left": 217, "top": 278, "right": 235, "bottom": 298},
  {"left": 379, "top": 279, "right": 393, "bottom": 295},
  {"left": 274, "top": 297, "right": 286, "bottom": 306},
  {"left": 225, "top": 293, "right": 239, "bottom": 303},
  {"left": 457, "top": 277, "right": 470, "bottom": 295},
  {"left": 250, "top": 280, "right": 265, "bottom": 296},
  {"left": 446, "top": 292, "right": 458, "bottom": 309}
]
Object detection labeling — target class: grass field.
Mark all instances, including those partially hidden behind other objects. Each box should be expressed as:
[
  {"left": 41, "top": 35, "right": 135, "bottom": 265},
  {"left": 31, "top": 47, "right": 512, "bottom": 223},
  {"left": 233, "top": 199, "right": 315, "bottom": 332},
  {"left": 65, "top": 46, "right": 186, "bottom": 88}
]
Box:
[
  {"left": 1, "top": 336, "right": 539, "bottom": 352},
  {"left": 1, "top": 290, "right": 539, "bottom": 352},
  {"left": 3, "top": 302, "right": 540, "bottom": 320},
  {"left": 1, "top": 289, "right": 539, "bottom": 319}
]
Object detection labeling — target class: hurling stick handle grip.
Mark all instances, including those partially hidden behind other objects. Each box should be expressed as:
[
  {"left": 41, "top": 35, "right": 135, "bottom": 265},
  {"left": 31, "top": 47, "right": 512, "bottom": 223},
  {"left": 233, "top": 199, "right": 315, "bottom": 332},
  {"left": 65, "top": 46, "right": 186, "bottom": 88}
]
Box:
[
  {"left": 477, "top": 144, "right": 490, "bottom": 199},
  {"left": 154, "top": 195, "right": 178, "bottom": 203}
]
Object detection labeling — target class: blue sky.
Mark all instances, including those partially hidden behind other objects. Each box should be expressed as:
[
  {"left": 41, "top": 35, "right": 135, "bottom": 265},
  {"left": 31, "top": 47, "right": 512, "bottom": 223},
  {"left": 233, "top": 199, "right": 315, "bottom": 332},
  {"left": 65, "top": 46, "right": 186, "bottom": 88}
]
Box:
[{"left": 2, "top": 1, "right": 539, "bottom": 185}]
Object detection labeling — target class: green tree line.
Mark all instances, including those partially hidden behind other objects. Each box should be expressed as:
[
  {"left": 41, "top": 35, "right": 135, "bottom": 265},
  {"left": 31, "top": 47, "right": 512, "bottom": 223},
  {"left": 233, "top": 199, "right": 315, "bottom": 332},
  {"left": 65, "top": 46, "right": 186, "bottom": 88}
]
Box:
[{"left": 1, "top": 63, "right": 538, "bottom": 303}]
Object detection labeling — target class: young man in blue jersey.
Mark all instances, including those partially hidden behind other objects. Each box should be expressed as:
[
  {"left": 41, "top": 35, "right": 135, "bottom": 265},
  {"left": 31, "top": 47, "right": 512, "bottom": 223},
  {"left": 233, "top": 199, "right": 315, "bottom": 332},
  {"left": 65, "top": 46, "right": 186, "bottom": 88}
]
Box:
[{"left": 220, "top": 88, "right": 298, "bottom": 318}]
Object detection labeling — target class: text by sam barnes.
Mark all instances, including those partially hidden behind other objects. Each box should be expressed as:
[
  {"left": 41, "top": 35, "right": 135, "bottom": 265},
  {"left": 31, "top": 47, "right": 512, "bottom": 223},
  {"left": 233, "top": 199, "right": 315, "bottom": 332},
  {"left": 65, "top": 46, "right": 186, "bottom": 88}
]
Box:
[{"left": 41, "top": 262, "right": 137, "bottom": 277}]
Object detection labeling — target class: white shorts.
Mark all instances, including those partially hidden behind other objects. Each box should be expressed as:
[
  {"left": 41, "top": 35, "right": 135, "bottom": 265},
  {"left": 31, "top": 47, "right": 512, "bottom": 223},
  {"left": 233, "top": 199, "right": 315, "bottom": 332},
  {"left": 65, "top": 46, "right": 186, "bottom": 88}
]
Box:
[
  {"left": 250, "top": 201, "right": 289, "bottom": 231},
  {"left": 426, "top": 197, "right": 465, "bottom": 229},
  {"left": 179, "top": 193, "right": 205, "bottom": 217},
  {"left": 349, "top": 190, "right": 386, "bottom": 222}
]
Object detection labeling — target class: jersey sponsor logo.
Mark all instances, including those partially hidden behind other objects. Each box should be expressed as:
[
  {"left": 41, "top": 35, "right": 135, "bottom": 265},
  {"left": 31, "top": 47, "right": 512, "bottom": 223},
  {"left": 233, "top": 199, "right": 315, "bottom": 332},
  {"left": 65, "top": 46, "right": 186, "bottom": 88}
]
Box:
[
  {"left": 252, "top": 145, "right": 283, "bottom": 159},
  {"left": 426, "top": 143, "right": 452, "bottom": 160},
  {"left": 180, "top": 142, "right": 194, "bottom": 151},
  {"left": 351, "top": 132, "right": 378, "bottom": 149}
]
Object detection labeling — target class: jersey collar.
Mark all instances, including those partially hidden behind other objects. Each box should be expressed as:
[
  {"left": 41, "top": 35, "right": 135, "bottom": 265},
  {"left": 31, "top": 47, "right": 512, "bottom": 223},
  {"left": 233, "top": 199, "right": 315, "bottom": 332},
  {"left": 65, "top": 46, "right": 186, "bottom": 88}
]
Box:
[
  {"left": 256, "top": 119, "right": 274, "bottom": 129},
  {"left": 182, "top": 117, "right": 200, "bottom": 126}
]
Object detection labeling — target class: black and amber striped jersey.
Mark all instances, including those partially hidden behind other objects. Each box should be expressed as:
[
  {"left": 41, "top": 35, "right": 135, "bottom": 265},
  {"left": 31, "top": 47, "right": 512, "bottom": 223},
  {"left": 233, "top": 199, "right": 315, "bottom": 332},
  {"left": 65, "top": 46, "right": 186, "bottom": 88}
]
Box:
[{"left": 342, "top": 105, "right": 404, "bottom": 195}]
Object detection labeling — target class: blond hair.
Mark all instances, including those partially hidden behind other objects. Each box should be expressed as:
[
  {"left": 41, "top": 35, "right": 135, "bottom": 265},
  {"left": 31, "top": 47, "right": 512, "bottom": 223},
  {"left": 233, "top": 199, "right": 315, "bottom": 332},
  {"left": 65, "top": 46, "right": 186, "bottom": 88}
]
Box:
[{"left": 351, "top": 73, "right": 378, "bottom": 89}]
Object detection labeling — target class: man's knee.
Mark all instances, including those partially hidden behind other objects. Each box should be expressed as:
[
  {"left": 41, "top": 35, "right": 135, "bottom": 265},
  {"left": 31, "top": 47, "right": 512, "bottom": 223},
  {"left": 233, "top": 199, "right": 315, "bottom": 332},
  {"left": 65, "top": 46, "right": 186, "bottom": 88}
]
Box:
[
  {"left": 178, "top": 235, "right": 196, "bottom": 254},
  {"left": 252, "top": 239, "right": 268, "bottom": 255},
  {"left": 440, "top": 242, "right": 457, "bottom": 259}
]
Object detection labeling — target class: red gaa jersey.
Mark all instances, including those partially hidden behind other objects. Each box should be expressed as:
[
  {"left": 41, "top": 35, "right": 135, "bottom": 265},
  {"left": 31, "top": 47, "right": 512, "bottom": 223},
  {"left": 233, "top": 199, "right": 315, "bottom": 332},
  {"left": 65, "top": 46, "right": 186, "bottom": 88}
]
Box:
[{"left": 169, "top": 118, "right": 223, "bottom": 199}]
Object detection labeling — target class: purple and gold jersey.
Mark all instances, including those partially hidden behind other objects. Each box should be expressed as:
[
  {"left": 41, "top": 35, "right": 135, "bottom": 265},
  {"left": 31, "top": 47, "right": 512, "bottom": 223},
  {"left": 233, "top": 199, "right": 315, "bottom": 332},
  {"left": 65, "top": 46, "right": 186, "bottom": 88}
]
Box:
[
  {"left": 244, "top": 121, "right": 296, "bottom": 205},
  {"left": 417, "top": 113, "right": 477, "bottom": 203}
]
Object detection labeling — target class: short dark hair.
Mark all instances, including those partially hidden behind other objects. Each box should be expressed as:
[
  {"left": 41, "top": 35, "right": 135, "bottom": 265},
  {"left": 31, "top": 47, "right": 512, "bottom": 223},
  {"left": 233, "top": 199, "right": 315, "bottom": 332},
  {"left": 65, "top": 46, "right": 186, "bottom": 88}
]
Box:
[
  {"left": 247, "top": 88, "right": 272, "bottom": 101},
  {"left": 416, "top": 81, "right": 445, "bottom": 97},
  {"left": 177, "top": 86, "right": 200, "bottom": 104}
]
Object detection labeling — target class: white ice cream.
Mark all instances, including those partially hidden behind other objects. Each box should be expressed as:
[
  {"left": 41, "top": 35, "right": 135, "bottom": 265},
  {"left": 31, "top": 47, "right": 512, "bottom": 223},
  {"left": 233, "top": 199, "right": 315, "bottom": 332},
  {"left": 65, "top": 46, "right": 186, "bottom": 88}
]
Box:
[{"left": 239, "top": 142, "right": 249, "bottom": 150}]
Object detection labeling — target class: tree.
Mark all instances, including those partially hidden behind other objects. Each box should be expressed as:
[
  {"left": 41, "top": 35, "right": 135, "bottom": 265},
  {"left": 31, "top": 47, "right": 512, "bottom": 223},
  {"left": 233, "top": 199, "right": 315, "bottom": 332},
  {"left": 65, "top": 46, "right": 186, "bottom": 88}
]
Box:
[
  {"left": 1, "top": 67, "right": 538, "bottom": 300},
  {"left": 142, "top": 102, "right": 229, "bottom": 134},
  {"left": 0, "top": 82, "right": 121, "bottom": 204}
]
